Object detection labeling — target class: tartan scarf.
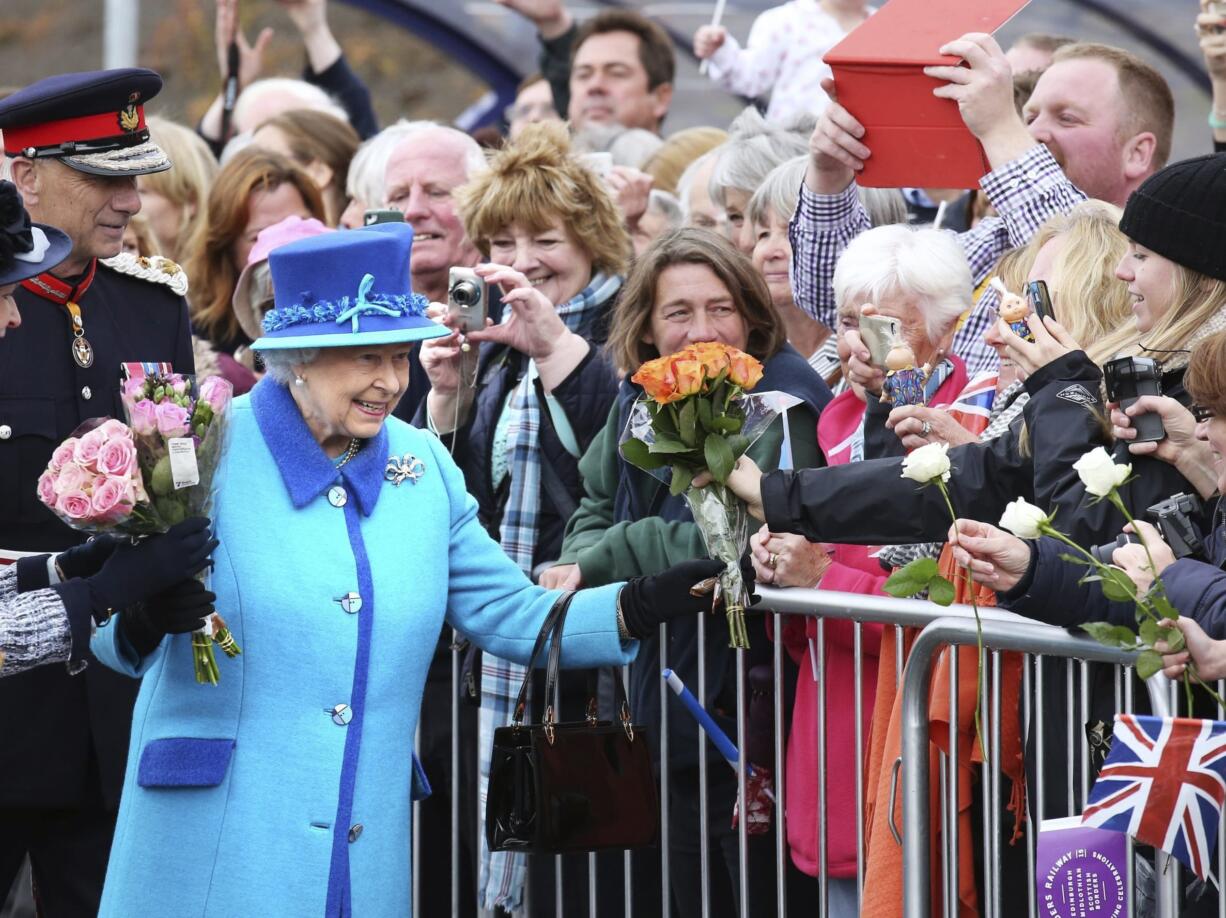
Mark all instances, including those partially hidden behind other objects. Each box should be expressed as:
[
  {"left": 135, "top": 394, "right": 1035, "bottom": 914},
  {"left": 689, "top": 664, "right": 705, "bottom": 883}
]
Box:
[{"left": 477, "top": 271, "right": 622, "bottom": 911}]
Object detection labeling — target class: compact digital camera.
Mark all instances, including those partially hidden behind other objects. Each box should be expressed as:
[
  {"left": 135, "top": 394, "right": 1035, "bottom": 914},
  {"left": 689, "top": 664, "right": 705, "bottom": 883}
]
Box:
[
  {"left": 1090, "top": 492, "right": 1204, "bottom": 565},
  {"left": 1103, "top": 356, "right": 1165, "bottom": 443},
  {"left": 447, "top": 267, "right": 488, "bottom": 335}
]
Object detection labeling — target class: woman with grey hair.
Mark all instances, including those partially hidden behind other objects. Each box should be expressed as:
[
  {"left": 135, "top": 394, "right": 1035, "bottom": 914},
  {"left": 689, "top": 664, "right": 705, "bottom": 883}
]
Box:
[
  {"left": 677, "top": 148, "right": 725, "bottom": 231},
  {"left": 90, "top": 223, "right": 727, "bottom": 915},
  {"left": 748, "top": 158, "right": 908, "bottom": 383},
  {"left": 708, "top": 107, "right": 809, "bottom": 251}
]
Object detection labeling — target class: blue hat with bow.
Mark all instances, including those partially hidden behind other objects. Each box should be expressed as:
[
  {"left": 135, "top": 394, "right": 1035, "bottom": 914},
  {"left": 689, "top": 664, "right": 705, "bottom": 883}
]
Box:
[{"left": 251, "top": 222, "right": 448, "bottom": 351}]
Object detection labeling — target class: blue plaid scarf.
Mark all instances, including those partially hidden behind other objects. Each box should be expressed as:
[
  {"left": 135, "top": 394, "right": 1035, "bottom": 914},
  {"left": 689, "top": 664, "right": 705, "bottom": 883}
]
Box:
[{"left": 477, "top": 272, "right": 622, "bottom": 911}]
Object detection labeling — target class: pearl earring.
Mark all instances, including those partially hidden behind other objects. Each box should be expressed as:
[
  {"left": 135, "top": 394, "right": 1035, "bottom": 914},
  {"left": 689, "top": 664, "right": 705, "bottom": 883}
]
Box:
[{"left": 294, "top": 375, "right": 306, "bottom": 387}]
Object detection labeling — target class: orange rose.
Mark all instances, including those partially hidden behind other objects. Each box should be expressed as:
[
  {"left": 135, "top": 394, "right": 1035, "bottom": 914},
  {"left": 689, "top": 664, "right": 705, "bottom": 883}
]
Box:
[
  {"left": 727, "top": 350, "right": 764, "bottom": 390},
  {"left": 632, "top": 354, "right": 677, "bottom": 403},
  {"left": 684, "top": 341, "right": 731, "bottom": 377},
  {"left": 670, "top": 357, "right": 705, "bottom": 398}
]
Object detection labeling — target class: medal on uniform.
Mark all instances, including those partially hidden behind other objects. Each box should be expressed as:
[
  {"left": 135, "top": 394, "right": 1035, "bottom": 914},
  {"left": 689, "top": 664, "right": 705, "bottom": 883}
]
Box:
[
  {"left": 20, "top": 261, "right": 99, "bottom": 368},
  {"left": 65, "top": 301, "right": 94, "bottom": 368}
]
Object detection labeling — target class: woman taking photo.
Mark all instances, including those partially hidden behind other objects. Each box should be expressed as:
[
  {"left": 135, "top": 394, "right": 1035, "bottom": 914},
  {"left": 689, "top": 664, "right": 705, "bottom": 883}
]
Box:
[
  {"left": 543, "top": 227, "right": 831, "bottom": 917},
  {"left": 90, "top": 224, "right": 723, "bottom": 915},
  {"left": 417, "top": 121, "right": 631, "bottom": 915}
]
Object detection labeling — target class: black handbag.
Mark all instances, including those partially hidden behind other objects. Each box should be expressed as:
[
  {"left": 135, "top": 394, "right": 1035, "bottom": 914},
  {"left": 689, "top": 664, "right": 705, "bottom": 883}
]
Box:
[{"left": 485, "top": 592, "right": 659, "bottom": 854}]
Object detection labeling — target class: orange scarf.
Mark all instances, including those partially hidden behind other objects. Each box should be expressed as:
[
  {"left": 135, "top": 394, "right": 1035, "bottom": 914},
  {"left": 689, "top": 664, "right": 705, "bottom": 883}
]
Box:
[{"left": 860, "top": 546, "right": 1026, "bottom": 918}]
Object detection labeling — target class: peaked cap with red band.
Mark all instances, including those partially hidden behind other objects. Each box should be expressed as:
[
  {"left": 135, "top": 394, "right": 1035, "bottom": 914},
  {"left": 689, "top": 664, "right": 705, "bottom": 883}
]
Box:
[{"left": 0, "top": 68, "right": 171, "bottom": 177}]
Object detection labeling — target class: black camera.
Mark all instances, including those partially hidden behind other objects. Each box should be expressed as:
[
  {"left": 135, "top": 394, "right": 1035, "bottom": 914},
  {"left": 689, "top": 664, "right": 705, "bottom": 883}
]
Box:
[
  {"left": 1089, "top": 492, "right": 1204, "bottom": 565},
  {"left": 1103, "top": 356, "right": 1164, "bottom": 443}
]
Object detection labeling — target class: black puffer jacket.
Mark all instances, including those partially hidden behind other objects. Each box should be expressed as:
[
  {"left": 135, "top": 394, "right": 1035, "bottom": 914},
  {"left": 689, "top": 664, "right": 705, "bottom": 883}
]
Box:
[
  {"left": 415, "top": 327, "right": 619, "bottom": 574},
  {"left": 760, "top": 351, "right": 1210, "bottom": 550}
]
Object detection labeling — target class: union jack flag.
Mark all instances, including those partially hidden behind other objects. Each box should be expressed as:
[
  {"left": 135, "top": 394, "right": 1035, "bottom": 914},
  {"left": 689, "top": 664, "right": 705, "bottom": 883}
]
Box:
[
  {"left": 933, "top": 371, "right": 998, "bottom": 439},
  {"left": 1081, "top": 714, "right": 1226, "bottom": 879}
]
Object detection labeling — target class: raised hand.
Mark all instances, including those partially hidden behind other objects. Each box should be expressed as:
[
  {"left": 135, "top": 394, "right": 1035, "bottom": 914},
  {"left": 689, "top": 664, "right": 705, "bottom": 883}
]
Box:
[
  {"left": 805, "top": 78, "right": 866, "bottom": 194},
  {"left": 215, "top": 0, "right": 273, "bottom": 94},
  {"left": 693, "top": 25, "right": 727, "bottom": 60}
]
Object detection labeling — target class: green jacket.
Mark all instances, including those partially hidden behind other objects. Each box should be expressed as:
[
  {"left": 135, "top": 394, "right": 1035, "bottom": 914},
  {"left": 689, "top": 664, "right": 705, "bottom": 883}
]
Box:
[{"left": 558, "top": 391, "right": 822, "bottom": 586}]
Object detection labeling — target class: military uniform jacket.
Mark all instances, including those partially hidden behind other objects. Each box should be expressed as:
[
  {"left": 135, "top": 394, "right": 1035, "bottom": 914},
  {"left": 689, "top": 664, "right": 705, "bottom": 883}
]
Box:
[{"left": 0, "top": 253, "right": 194, "bottom": 808}]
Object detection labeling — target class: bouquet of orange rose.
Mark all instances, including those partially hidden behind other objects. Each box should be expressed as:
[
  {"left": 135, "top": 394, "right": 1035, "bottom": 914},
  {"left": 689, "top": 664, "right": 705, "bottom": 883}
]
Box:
[{"left": 620, "top": 342, "right": 799, "bottom": 648}]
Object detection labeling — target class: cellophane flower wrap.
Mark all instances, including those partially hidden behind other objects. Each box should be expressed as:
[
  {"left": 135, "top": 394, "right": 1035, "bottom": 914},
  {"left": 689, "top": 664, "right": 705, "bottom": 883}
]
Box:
[
  {"left": 620, "top": 342, "right": 800, "bottom": 648},
  {"left": 36, "top": 372, "right": 237, "bottom": 684}
]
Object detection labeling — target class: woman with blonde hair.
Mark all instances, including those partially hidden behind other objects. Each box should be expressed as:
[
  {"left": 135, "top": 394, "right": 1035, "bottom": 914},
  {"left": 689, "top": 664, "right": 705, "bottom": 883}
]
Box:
[
  {"left": 139, "top": 117, "right": 219, "bottom": 261},
  {"left": 642, "top": 125, "right": 729, "bottom": 195},
  {"left": 416, "top": 120, "right": 631, "bottom": 916},
  {"left": 185, "top": 147, "right": 325, "bottom": 356},
  {"left": 251, "top": 108, "right": 361, "bottom": 226}
]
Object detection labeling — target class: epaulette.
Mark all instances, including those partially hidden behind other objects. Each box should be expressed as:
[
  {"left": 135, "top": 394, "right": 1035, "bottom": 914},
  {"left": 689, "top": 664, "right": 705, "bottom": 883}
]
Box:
[{"left": 99, "top": 252, "right": 189, "bottom": 297}]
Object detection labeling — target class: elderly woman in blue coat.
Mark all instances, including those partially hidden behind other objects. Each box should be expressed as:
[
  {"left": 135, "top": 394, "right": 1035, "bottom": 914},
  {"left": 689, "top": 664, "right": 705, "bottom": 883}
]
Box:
[{"left": 91, "top": 223, "right": 723, "bottom": 916}]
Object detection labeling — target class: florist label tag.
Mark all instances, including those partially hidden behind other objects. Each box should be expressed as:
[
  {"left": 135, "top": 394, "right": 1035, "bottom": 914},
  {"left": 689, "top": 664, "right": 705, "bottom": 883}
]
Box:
[{"left": 168, "top": 438, "right": 200, "bottom": 489}]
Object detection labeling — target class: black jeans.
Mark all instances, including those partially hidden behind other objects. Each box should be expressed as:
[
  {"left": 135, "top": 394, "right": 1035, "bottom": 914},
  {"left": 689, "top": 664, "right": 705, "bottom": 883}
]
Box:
[{"left": 667, "top": 764, "right": 817, "bottom": 918}]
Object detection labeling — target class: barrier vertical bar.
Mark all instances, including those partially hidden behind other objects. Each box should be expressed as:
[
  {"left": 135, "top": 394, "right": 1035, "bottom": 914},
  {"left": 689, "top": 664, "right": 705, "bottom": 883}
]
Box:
[
  {"left": 1079, "top": 660, "right": 1091, "bottom": 808},
  {"left": 948, "top": 646, "right": 959, "bottom": 918},
  {"left": 735, "top": 648, "right": 750, "bottom": 917},
  {"left": 990, "top": 651, "right": 1003, "bottom": 918},
  {"left": 816, "top": 619, "right": 828, "bottom": 918},
  {"left": 1023, "top": 655, "right": 1036, "bottom": 918},
  {"left": 776, "top": 612, "right": 789, "bottom": 918},
  {"left": 938, "top": 753, "right": 950, "bottom": 917},
  {"left": 698, "top": 612, "right": 711, "bottom": 918},
  {"left": 853, "top": 621, "right": 864, "bottom": 915},
  {"left": 1035, "top": 656, "right": 1045, "bottom": 827},
  {"left": 414, "top": 721, "right": 422, "bottom": 918},
  {"left": 979, "top": 646, "right": 993, "bottom": 918},
  {"left": 1065, "top": 660, "right": 1075, "bottom": 815},
  {"left": 451, "top": 631, "right": 461, "bottom": 918},
  {"left": 554, "top": 674, "right": 563, "bottom": 917},
  {"left": 1125, "top": 667, "right": 1135, "bottom": 918},
  {"left": 625, "top": 662, "right": 634, "bottom": 918},
  {"left": 660, "top": 623, "right": 671, "bottom": 918}
]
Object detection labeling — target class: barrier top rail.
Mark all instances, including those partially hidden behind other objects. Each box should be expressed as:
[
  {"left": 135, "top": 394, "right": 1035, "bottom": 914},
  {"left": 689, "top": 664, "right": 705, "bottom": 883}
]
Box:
[{"left": 758, "top": 584, "right": 1079, "bottom": 632}]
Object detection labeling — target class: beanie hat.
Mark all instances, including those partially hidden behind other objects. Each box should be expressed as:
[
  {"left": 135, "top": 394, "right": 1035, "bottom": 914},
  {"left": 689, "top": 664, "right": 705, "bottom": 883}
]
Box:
[{"left": 1118, "top": 153, "right": 1226, "bottom": 282}]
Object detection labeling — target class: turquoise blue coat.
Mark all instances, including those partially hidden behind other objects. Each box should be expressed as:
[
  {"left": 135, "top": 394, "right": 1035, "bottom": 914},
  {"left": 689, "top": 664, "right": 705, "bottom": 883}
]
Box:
[{"left": 92, "top": 378, "right": 635, "bottom": 917}]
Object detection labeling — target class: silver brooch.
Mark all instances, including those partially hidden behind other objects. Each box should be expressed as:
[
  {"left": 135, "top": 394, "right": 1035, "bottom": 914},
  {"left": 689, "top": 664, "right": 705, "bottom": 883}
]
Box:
[{"left": 385, "top": 454, "right": 426, "bottom": 486}]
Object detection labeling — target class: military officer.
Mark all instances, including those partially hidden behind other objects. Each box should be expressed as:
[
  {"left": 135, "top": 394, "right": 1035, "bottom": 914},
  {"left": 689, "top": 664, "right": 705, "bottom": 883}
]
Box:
[{"left": 0, "top": 69, "right": 194, "bottom": 915}]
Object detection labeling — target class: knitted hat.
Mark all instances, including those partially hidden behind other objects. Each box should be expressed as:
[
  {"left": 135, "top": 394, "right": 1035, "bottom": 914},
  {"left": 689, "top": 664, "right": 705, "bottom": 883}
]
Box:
[{"left": 1118, "top": 153, "right": 1226, "bottom": 282}]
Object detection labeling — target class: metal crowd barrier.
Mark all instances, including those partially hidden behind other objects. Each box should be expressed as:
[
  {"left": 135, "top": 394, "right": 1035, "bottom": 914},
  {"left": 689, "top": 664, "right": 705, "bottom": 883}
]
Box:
[{"left": 413, "top": 586, "right": 1217, "bottom": 918}]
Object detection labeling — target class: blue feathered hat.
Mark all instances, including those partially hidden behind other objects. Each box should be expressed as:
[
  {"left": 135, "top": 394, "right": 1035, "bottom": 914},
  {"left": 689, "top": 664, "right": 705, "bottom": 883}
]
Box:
[{"left": 251, "top": 222, "right": 448, "bottom": 351}]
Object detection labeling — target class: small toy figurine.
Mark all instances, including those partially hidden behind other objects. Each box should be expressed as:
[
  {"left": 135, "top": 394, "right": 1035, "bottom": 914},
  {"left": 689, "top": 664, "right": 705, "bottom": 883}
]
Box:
[
  {"left": 880, "top": 342, "right": 931, "bottom": 406},
  {"left": 990, "top": 276, "right": 1034, "bottom": 342}
]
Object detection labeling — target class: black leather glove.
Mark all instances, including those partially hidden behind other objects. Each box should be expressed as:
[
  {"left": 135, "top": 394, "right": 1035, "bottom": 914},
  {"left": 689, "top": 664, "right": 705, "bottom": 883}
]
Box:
[
  {"left": 121, "top": 577, "right": 217, "bottom": 658},
  {"left": 55, "top": 535, "right": 121, "bottom": 580},
  {"left": 618, "top": 558, "right": 727, "bottom": 640},
  {"left": 86, "top": 517, "right": 218, "bottom": 616}
]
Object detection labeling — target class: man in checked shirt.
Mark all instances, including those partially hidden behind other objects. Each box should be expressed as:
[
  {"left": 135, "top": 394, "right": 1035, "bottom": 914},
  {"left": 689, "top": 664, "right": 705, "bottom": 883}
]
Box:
[{"left": 791, "top": 34, "right": 1173, "bottom": 376}]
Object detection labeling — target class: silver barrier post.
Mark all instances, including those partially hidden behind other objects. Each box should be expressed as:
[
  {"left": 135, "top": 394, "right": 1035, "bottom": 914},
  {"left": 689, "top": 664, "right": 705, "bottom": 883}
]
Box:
[
  {"left": 900, "top": 615, "right": 1176, "bottom": 918},
  {"left": 659, "top": 622, "right": 671, "bottom": 918},
  {"left": 451, "top": 630, "right": 461, "bottom": 918},
  {"left": 698, "top": 613, "right": 711, "bottom": 918},
  {"left": 775, "top": 612, "right": 789, "bottom": 918}
]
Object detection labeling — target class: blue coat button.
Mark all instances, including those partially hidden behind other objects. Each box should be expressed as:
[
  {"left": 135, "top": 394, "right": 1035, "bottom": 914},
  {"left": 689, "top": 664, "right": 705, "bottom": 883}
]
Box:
[
  {"left": 328, "top": 703, "right": 352, "bottom": 726},
  {"left": 327, "top": 486, "right": 347, "bottom": 508}
]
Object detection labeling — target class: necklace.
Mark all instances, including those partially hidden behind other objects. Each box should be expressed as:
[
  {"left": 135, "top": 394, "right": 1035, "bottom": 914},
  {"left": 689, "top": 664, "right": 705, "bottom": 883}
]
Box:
[{"left": 335, "top": 437, "right": 362, "bottom": 470}]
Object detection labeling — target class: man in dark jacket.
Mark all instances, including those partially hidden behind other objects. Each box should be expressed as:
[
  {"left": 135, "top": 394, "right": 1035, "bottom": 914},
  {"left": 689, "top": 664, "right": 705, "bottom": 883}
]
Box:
[{"left": 0, "top": 69, "right": 195, "bottom": 915}]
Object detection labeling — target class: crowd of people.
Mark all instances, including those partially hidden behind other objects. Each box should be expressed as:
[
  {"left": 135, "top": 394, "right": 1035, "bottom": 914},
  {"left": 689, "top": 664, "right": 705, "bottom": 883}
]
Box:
[{"left": 2, "top": 0, "right": 1226, "bottom": 914}]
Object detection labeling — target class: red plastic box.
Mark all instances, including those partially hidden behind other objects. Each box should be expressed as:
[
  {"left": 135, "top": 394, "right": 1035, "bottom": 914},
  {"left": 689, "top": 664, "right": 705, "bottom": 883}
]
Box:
[{"left": 823, "top": 0, "right": 1032, "bottom": 189}]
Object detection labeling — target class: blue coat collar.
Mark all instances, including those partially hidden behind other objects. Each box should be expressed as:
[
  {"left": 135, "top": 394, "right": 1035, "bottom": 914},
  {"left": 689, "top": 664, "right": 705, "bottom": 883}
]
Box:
[{"left": 250, "top": 377, "right": 388, "bottom": 516}]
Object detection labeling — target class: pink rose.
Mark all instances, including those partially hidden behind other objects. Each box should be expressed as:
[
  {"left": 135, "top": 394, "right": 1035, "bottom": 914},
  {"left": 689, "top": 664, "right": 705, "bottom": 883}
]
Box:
[
  {"left": 72, "top": 429, "right": 106, "bottom": 468},
  {"left": 53, "top": 463, "right": 90, "bottom": 496},
  {"left": 90, "top": 476, "right": 134, "bottom": 524},
  {"left": 128, "top": 399, "right": 158, "bottom": 436},
  {"left": 199, "top": 376, "right": 233, "bottom": 415},
  {"left": 155, "top": 401, "right": 191, "bottom": 438},
  {"left": 122, "top": 377, "right": 147, "bottom": 400},
  {"left": 37, "top": 471, "right": 57, "bottom": 508},
  {"left": 96, "top": 437, "right": 137, "bottom": 479},
  {"left": 167, "top": 375, "right": 188, "bottom": 396},
  {"left": 97, "top": 418, "right": 131, "bottom": 441},
  {"left": 55, "top": 490, "right": 93, "bottom": 521},
  {"left": 50, "top": 440, "right": 78, "bottom": 472}
]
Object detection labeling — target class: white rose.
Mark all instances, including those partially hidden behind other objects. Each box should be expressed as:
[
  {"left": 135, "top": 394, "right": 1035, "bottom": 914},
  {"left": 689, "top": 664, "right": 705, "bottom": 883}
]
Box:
[
  {"left": 900, "top": 441, "right": 951, "bottom": 484},
  {"left": 1072, "top": 447, "right": 1131, "bottom": 498},
  {"left": 998, "top": 497, "right": 1050, "bottom": 540}
]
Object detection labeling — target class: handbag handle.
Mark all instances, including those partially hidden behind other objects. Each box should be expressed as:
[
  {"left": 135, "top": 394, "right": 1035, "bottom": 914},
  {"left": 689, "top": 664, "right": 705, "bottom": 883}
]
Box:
[{"left": 511, "top": 591, "right": 575, "bottom": 729}]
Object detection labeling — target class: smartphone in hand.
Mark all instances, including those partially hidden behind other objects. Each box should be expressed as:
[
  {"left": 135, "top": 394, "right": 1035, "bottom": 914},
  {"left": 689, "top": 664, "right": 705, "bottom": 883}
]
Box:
[{"left": 859, "top": 314, "right": 902, "bottom": 366}]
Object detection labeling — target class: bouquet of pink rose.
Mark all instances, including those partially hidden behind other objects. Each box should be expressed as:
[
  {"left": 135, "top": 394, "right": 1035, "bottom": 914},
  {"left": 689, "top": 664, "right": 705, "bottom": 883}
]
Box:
[{"left": 36, "top": 370, "right": 238, "bottom": 684}]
